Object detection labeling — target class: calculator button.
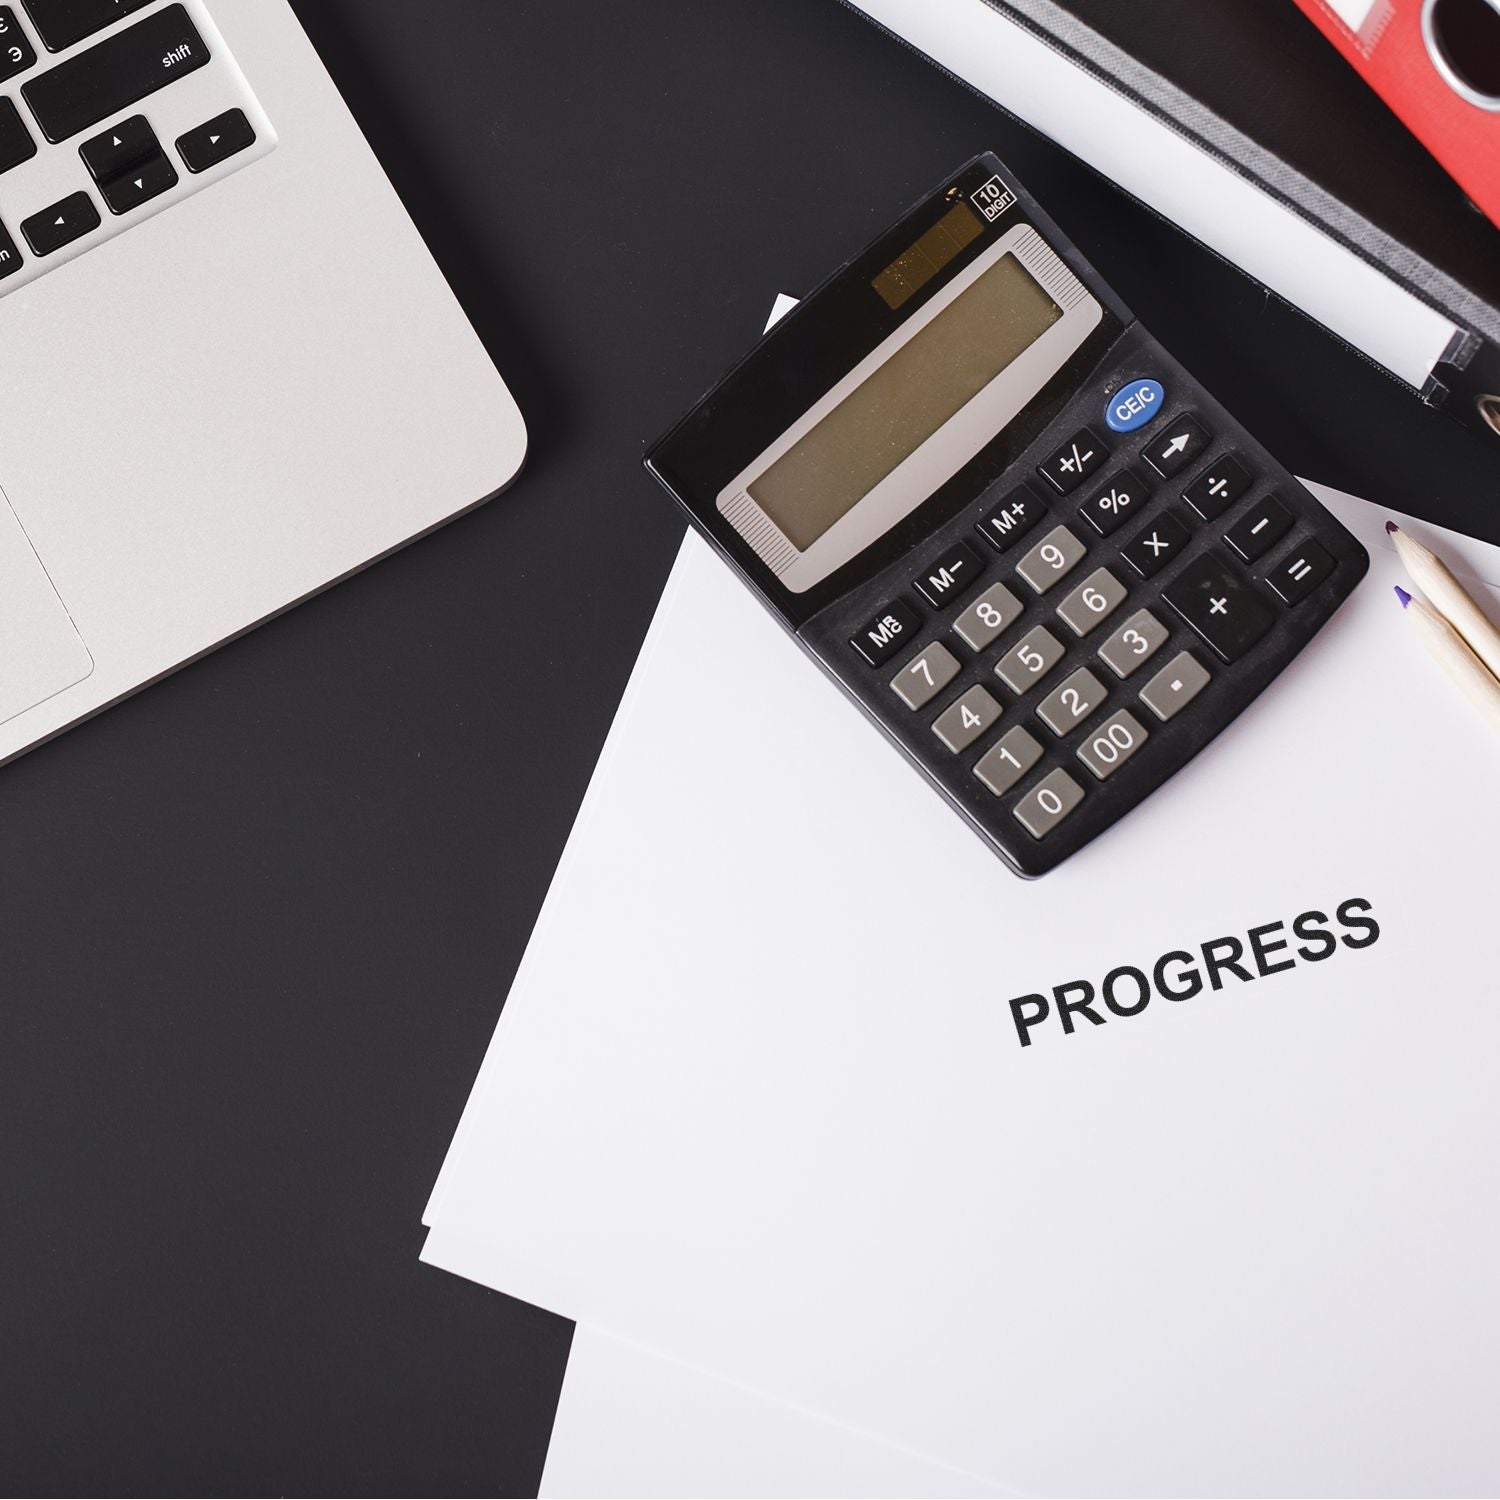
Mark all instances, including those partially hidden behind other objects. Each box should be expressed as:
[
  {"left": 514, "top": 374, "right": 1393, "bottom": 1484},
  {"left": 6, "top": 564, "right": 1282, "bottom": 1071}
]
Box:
[
  {"left": 1120, "top": 511, "right": 1190, "bottom": 579},
  {"left": 1139, "top": 651, "right": 1211, "bottom": 721},
  {"left": 1224, "top": 495, "right": 1293, "bottom": 563},
  {"left": 891, "top": 642, "right": 960, "bottom": 710},
  {"left": 1038, "top": 427, "right": 1108, "bottom": 493},
  {"left": 1142, "top": 415, "right": 1211, "bottom": 479},
  {"left": 1055, "top": 566, "right": 1127, "bottom": 636},
  {"left": 1014, "top": 768, "right": 1085, "bottom": 839},
  {"left": 1103, "top": 378, "right": 1165, "bottom": 434},
  {"left": 1097, "top": 609, "right": 1169, "bottom": 679},
  {"left": 1265, "top": 540, "right": 1335, "bottom": 606},
  {"left": 914, "top": 540, "right": 982, "bottom": 608},
  {"left": 851, "top": 600, "right": 920, "bottom": 667},
  {"left": 1037, "top": 667, "right": 1106, "bottom": 736},
  {"left": 1078, "top": 467, "right": 1150, "bottom": 537},
  {"left": 1162, "top": 553, "right": 1274, "bottom": 663},
  {"left": 932, "top": 685, "right": 1002, "bottom": 754},
  {"left": 952, "top": 581, "right": 1023, "bottom": 651},
  {"left": 1183, "top": 456, "right": 1252, "bottom": 521},
  {"left": 977, "top": 485, "right": 1045, "bottom": 554},
  {"left": 974, "top": 726, "right": 1043, "bottom": 796},
  {"left": 1015, "top": 524, "right": 1086, "bottom": 594},
  {"left": 1077, "top": 709, "right": 1149, "bottom": 780},
  {"left": 995, "top": 625, "right": 1065, "bottom": 693}
]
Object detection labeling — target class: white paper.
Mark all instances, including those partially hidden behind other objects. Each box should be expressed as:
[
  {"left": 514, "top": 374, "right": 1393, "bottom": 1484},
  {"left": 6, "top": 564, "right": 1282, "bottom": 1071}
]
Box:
[
  {"left": 842, "top": 0, "right": 1456, "bottom": 391},
  {"left": 542, "top": 1327, "right": 1011, "bottom": 1498},
  {"left": 426, "top": 486, "right": 1500, "bottom": 1496}
]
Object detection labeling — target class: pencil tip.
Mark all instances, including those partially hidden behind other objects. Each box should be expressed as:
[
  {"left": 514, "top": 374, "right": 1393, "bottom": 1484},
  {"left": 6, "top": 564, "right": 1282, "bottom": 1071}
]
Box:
[
  {"left": 1385, "top": 520, "right": 1401, "bottom": 534},
  {"left": 1395, "top": 585, "right": 1413, "bottom": 608}
]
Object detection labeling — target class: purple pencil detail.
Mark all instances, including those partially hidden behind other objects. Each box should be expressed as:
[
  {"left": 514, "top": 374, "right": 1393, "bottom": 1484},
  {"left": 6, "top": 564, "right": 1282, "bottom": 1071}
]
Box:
[
  {"left": 1395, "top": 586, "right": 1413, "bottom": 608},
  {"left": 1386, "top": 521, "right": 1401, "bottom": 535}
]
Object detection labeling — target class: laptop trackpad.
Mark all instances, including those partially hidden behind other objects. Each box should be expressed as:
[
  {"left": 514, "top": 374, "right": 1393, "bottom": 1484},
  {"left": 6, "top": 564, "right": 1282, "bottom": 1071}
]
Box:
[{"left": 0, "top": 490, "right": 92, "bottom": 728}]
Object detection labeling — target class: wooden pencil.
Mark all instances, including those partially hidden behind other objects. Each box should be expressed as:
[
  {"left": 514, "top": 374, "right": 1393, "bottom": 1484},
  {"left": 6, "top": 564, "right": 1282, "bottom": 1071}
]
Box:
[
  {"left": 1387, "top": 521, "right": 1500, "bottom": 683},
  {"left": 1395, "top": 586, "right": 1500, "bottom": 737}
]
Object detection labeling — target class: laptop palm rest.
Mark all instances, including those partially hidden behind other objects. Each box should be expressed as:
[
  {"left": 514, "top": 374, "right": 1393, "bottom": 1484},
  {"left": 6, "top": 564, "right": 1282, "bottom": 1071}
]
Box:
[{"left": 0, "top": 489, "right": 93, "bottom": 729}]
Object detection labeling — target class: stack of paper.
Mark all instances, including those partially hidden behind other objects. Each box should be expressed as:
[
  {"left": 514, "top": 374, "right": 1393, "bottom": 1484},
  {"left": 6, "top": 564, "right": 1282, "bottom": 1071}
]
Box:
[{"left": 423, "top": 484, "right": 1500, "bottom": 1496}]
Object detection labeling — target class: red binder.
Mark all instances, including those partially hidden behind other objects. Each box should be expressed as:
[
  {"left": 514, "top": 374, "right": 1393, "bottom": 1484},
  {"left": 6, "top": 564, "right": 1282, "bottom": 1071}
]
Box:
[{"left": 1291, "top": 0, "right": 1500, "bottom": 229}]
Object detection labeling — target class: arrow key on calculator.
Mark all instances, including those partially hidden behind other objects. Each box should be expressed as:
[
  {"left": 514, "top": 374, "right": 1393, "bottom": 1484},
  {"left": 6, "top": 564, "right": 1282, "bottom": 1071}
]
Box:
[{"left": 1143, "top": 415, "right": 1210, "bottom": 478}]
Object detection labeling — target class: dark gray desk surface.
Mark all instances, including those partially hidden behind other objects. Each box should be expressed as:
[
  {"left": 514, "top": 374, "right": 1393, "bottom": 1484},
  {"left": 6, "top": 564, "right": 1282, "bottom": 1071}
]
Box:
[{"left": 5, "top": 2, "right": 1497, "bottom": 1495}]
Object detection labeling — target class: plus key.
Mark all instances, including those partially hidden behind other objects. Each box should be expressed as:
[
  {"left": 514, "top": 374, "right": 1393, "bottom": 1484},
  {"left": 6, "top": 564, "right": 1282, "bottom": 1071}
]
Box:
[{"left": 1162, "top": 552, "right": 1273, "bottom": 663}]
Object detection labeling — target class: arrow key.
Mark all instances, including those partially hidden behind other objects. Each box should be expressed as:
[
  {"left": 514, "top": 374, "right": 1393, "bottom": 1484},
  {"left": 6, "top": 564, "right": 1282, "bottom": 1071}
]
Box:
[
  {"left": 21, "top": 191, "right": 100, "bottom": 255},
  {"left": 176, "top": 108, "right": 255, "bottom": 173},
  {"left": 1142, "top": 415, "right": 1211, "bottom": 479},
  {"left": 99, "top": 149, "right": 177, "bottom": 214},
  {"left": 80, "top": 114, "right": 158, "bottom": 182}
]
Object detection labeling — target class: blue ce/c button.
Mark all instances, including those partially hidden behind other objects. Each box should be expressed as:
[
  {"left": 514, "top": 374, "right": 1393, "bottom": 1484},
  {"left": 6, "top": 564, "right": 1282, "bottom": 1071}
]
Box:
[{"left": 1105, "top": 378, "right": 1165, "bottom": 433}]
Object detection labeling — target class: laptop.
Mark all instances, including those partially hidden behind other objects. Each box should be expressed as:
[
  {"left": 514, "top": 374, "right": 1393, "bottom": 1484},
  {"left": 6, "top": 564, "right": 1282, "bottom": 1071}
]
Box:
[{"left": 0, "top": 0, "right": 527, "bottom": 763}]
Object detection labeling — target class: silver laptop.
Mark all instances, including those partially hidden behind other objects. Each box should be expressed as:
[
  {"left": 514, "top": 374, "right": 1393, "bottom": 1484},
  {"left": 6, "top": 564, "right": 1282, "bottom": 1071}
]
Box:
[{"left": 0, "top": 0, "right": 526, "bottom": 763}]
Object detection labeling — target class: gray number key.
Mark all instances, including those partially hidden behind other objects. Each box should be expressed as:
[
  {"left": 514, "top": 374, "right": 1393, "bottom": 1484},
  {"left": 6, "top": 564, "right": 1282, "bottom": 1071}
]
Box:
[
  {"left": 1037, "top": 667, "right": 1105, "bottom": 736},
  {"left": 1097, "top": 608, "right": 1169, "bottom": 679},
  {"left": 891, "top": 641, "right": 960, "bottom": 710},
  {"left": 973, "top": 725, "right": 1042, "bottom": 796},
  {"left": 1055, "top": 566, "right": 1127, "bottom": 636},
  {"left": 1015, "top": 524, "right": 1086, "bottom": 594},
  {"left": 932, "top": 685, "right": 1001, "bottom": 753},
  {"left": 1014, "top": 767, "right": 1085, "bottom": 838},
  {"left": 995, "top": 625, "right": 1064, "bottom": 693},
  {"left": 1138, "top": 650, "right": 1211, "bottom": 721},
  {"left": 1077, "top": 708, "right": 1149, "bottom": 780},
  {"left": 952, "top": 581, "right": 1023, "bottom": 651}
]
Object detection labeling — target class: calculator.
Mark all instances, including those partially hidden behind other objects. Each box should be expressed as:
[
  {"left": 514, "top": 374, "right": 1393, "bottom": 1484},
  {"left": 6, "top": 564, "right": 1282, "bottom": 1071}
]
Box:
[{"left": 644, "top": 154, "right": 1368, "bottom": 876}]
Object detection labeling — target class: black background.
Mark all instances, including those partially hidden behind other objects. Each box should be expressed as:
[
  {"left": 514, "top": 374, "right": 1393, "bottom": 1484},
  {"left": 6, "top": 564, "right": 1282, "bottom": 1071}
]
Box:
[{"left": 4, "top": 2, "right": 1497, "bottom": 1496}]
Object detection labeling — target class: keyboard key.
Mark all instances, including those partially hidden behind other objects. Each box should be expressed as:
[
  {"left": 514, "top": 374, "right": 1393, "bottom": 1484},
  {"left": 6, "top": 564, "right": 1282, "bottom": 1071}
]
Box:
[
  {"left": 976, "top": 484, "right": 1045, "bottom": 554},
  {"left": 1103, "top": 377, "right": 1165, "bottom": 434},
  {"left": 932, "top": 685, "right": 1001, "bottom": 754},
  {"left": 0, "top": 94, "right": 35, "bottom": 173},
  {"left": 913, "top": 540, "right": 982, "bottom": 608},
  {"left": 22, "top": 5, "right": 208, "bottom": 144},
  {"left": 995, "top": 625, "right": 1065, "bottom": 694},
  {"left": 891, "top": 641, "right": 960, "bottom": 711},
  {"left": 1097, "top": 609, "right": 1168, "bottom": 679},
  {"left": 177, "top": 107, "right": 255, "bottom": 173},
  {"left": 1037, "top": 667, "right": 1105, "bottom": 736},
  {"left": 79, "top": 112, "right": 156, "bottom": 179},
  {"left": 952, "top": 581, "right": 1022, "bottom": 652},
  {"left": 1014, "top": 768, "right": 1084, "bottom": 839},
  {"left": 98, "top": 148, "right": 175, "bottom": 213},
  {"left": 974, "top": 726, "right": 1043, "bottom": 796},
  {"left": 1265, "top": 539, "right": 1335, "bottom": 606},
  {"left": 1078, "top": 466, "right": 1149, "bottom": 537},
  {"left": 1139, "top": 651, "right": 1211, "bottom": 721},
  {"left": 1183, "top": 455, "right": 1252, "bottom": 521},
  {"left": 1077, "top": 709, "right": 1149, "bottom": 780},
  {"left": 1162, "top": 552, "right": 1274, "bottom": 663},
  {"left": 850, "top": 599, "right": 920, "bottom": 668},
  {"left": 1224, "top": 494, "right": 1293, "bottom": 563},
  {"left": 0, "top": 216, "right": 21, "bottom": 278},
  {"left": 0, "top": 7, "right": 36, "bottom": 81},
  {"left": 1120, "top": 511, "right": 1190, "bottom": 579},
  {"left": 21, "top": 0, "right": 153, "bottom": 51},
  {"left": 1142, "top": 415, "right": 1211, "bottom": 478},
  {"left": 21, "top": 189, "right": 98, "bottom": 253},
  {"left": 1055, "top": 566, "right": 1127, "bottom": 636},
  {"left": 1038, "top": 426, "right": 1107, "bottom": 493},
  {"left": 1015, "top": 524, "right": 1086, "bottom": 594}
]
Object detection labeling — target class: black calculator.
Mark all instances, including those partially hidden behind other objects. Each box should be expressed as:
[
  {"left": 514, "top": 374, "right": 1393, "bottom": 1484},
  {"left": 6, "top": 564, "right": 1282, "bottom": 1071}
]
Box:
[{"left": 645, "top": 154, "right": 1368, "bottom": 876}]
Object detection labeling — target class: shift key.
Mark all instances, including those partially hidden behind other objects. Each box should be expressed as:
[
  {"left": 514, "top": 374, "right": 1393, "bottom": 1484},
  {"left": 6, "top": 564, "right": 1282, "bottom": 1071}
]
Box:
[{"left": 22, "top": 5, "right": 208, "bottom": 144}]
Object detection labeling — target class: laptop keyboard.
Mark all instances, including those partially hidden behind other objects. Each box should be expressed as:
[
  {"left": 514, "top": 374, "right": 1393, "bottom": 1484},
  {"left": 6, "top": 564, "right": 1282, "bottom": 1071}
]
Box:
[{"left": 0, "top": 0, "right": 271, "bottom": 293}]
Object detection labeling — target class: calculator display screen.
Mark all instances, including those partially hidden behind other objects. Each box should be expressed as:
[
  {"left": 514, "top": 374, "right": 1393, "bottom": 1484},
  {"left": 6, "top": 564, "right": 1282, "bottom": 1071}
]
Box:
[{"left": 747, "top": 258, "right": 1062, "bottom": 551}]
